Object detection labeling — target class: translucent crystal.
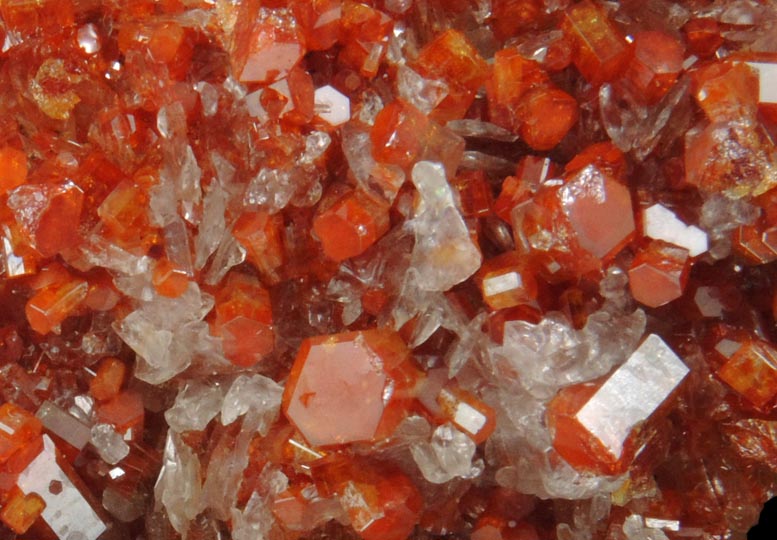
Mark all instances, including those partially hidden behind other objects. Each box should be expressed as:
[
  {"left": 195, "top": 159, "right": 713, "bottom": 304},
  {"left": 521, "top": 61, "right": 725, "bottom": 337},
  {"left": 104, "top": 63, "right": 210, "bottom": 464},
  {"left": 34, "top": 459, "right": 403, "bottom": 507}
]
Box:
[
  {"left": 36, "top": 401, "right": 91, "bottom": 450},
  {"left": 220, "top": 374, "right": 282, "bottom": 432},
  {"left": 17, "top": 435, "right": 107, "bottom": 540},
  {"left": 195, "top": 183, "right": 228, "bottom": 270},
  {"left": 154, "top": 432, "right": 203, "bottom": 535},
  {"left": 165, "top": 381, "right": 225, "bottom": 433},
  {"left": 314, "top": 85, "right": 351, "bottom": 126},
  {"left": 409, "top": 161, "right": 482, "bottom": 291},
  {"left": 90, "top": 423, "right": 130, "bottom": 464},
  {"left": 411, "top": 423, "right": 482, "bottom": 483},
  {"left": 397, "top": 65, "right": 448, "bottom": 114},
  {"left": 642, "top": 204, "right": 708, "bottom": 257}
]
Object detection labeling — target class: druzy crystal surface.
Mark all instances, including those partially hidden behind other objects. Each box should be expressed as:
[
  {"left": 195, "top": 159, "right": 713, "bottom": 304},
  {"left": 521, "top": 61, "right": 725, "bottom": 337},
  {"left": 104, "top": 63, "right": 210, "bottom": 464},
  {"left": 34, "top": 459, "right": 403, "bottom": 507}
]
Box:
[{"left": 0, "top": 1, "right": 774, "bottom": 540}]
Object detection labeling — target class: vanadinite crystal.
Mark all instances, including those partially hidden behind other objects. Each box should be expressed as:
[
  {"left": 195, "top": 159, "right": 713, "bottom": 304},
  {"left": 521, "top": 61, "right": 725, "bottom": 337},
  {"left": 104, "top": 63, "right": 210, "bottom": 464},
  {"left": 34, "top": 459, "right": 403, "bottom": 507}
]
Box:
[{"left": 0, "top": 1, "right": 774, "bottom": 539}]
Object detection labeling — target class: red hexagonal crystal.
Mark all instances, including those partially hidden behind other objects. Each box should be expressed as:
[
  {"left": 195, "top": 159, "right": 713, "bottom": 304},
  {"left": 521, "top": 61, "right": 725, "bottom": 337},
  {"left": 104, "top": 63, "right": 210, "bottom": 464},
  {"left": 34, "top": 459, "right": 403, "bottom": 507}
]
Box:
[
  {"left": 282, "top": 329, "right": 416, "bottom": 447},
  {"left": 628, "top": 241, "right": 691, "bottom": 308},
  {"left": 717, "top": 339, "right": 777, "bottom": 410}
]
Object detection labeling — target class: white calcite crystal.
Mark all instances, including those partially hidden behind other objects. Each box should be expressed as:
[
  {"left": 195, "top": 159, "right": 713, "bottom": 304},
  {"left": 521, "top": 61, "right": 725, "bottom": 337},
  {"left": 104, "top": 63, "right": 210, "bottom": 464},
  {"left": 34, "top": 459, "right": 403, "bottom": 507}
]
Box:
[
  {"left": 36, "top": 401, "right": 91, "bottom": 450},
  {"left": 409, "top": 161, "right": 482, "bottom": 291},
  {"left": 114, "top": 282, "right": 217, "bottom": 384},
  {"left": 575, "top": 334, "right": 689, "bottom": 460},
  {"left": 90, "top": 423, "right": 130, "bottom": 465},
  {"left": 220, "top": 374, "right": 283, "bottom": 432},
  {"left": 747, "top": 61, "right": 777, "bottom": 104},
  {"left": 411, "top": 423, "right": 482, "bottom": 484},
  {"left": 166, "top": 380, "right": 226, "bottom": 433},
  {"left": 643, "top": 203, "right": 709, "bottom": 256},
  {"left": 17, "top": 435, "right": 107, "bottom": 540},
  {"left": 314, "top": 85, "right": 351, "bottom": 126},
  {"left": 155, "top": 432, "right": 204, "bottom": 536},
  {"left": 397, "top": 65, "right": 448, "bottom": 114}
]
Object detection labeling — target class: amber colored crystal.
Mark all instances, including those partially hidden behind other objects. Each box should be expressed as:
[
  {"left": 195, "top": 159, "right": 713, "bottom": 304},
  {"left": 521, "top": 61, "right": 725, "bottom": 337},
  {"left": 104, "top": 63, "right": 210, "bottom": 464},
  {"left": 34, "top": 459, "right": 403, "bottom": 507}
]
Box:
[
  {"left": 717, "top": 339, "right": 777, "bottom": 410},
  {"left": 436, "top": 387, "right": 497, "bottom": 444},
  {"left": 291, "top": 0, "right": 342, "bottom": 51},
  {"left": 319, "top": 459, "right": 422, "bottom": 540},
  {"left": 561, "top": 0, "right": 632, "bottom": 86},
  {"left": 14, "top": 182, "right": 84, "bottom": 258},
  {"left": 414, "top": 29, "right": 489, "bottom": 121},
  {"left": 519, "top": 87, "right": 578, "bottom": 151},
  {"left": 283, "top": 329, "right": 415, "bottom": 447},
  {"left": 212, "top": 273, "right": 274, "bottom": 367},
  {"left": 0, "top": 147, "right": 27, "bottom": 195},
  {"left": 151, "top": 258, "right": 189, "bottom": 298},
  {"left": 232, "top": 211, "right": 284, "bottom": 285},
  {"left": 96, "top": 391, "right": 144, "bottom": 437},
  {"left": 0, "top": 404, "right": 42, "bottom": 464},
  {"left": 452, "top": 170, "right": 493, "bottom": 218},
  {"left": 692, "top": 62, "right": 760, "bottom": 122},
  {"left": 628, "top": 241, "right": 691, "bottom": 308},
  {"left": 312, "top": 188, "right": 390, "bottom": 262},
  {"left": 560, "top": 166, "right": 635, "bottom": 260},
  {"left": 25, "top": 278, "right": 89, "bottom": 335},
  {"left": 0, "top": 488, "right": 45, "bottom": 534},
  {"left": 683, "top": 18, "right": 723, "bottom": 59},
  {"left": 733, "top": 220, "right": 777, "bottom": 264},
  {"left": 371, "top": 101, "right": 429, "bottom": 169},
  {"left": 90, "top": 358, "right": 127, "bottom": 402},
  {"left": 476, "top": 251, "right": 538, "bottom": 311},
  {"left": 491, "top": 0, "right": 543, "bottom": 41},
  {"left": 0, "top": 0, "right": 74, "bottom": 36},
  {"left": 487, "top": 49, "right": 549, "bottom": 132},
  {"left": 231, "top": 2, "right": 304, "bottom": 84},
  {"left": 338, "top": 1, "right": 393, "bottom": 79},
  {"left": 623, "top": 31, "right": 685, "bottom": 104}
]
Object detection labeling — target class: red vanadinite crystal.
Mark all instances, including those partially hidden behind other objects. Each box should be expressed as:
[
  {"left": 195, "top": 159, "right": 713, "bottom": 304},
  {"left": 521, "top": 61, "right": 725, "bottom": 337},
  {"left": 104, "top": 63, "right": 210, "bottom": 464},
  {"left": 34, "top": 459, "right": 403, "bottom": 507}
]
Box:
[{"left": 0, "top": 0, "right": 772, "bottom": 538}]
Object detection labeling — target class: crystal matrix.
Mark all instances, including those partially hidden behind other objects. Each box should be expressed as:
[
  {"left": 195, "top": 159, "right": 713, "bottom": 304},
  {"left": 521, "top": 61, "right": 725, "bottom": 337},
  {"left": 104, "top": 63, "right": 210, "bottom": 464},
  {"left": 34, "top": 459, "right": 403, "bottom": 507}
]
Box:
[{"left": 0, "top": 1, "right": 773, "bottom": 540}]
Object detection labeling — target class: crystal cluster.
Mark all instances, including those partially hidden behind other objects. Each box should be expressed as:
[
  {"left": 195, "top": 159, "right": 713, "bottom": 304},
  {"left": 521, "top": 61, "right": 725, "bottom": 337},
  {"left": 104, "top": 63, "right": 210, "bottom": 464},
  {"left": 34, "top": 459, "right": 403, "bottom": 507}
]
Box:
[{"left": 0, "top": 1, "right": 773, "bottom": 540}]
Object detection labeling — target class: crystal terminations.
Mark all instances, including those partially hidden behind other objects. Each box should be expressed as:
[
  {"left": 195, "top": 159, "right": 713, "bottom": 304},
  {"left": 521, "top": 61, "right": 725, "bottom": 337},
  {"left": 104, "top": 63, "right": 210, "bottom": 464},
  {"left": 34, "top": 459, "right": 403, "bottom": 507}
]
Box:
[{"left": 0, "top": 1, "right": 774, "bottom": 539}]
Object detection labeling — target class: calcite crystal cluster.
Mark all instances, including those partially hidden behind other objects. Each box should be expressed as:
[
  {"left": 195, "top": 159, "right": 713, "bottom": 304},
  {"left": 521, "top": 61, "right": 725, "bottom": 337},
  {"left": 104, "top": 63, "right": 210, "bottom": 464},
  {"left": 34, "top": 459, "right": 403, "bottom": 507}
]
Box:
[{"left": 0, "top": 0, "right": 775, "bottom": 539}]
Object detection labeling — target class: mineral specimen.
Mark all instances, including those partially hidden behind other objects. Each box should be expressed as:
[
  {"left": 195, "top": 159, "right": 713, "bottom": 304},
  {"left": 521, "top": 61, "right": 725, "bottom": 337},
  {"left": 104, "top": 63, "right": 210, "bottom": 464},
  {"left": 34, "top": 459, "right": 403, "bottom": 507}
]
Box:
[{"left": 0, "top": 1, "right": 772, "bottom": 539}]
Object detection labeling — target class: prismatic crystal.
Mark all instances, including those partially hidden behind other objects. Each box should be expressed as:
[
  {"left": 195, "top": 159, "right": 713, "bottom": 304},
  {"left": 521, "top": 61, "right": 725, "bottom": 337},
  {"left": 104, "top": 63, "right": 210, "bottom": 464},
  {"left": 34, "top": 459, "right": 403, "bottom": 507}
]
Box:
[{"left": 0, "top": 1, "right": 774, "bottom": 539}]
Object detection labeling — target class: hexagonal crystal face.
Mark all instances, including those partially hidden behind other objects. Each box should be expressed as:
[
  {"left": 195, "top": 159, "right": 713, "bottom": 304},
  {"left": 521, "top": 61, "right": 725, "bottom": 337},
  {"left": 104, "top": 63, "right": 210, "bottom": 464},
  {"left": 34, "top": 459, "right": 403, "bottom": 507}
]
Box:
[{"left": 283, "top": 329, "right": 410, "bottom": 447}]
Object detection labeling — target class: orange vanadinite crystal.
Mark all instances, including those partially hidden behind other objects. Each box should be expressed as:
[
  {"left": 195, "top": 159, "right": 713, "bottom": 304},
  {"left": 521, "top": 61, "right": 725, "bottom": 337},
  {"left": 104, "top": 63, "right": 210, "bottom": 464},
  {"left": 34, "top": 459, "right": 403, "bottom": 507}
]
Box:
[
  {"left": 233, "top": 211, "right": 285, "bottom": 284},
  {"left": 717, "top": 339, "right": 777, "bottom": 410},
  {"left": 628, "top": 241, "right": 691, "bottom": 308},
  {"left": 283, "top": 329, "right": 415, "bottom": 447},
  {"left": 8, "top": 182, "right": 84, "bottom": 258},
  {"left": 560, "top": 0, "right": 632, "bottom": 86},
  {"left": 90, "top": 358, "right": 127, "bottom": 402},
  {"left": 312, "top": 188, "right": 390, "bottom": 262},
  {"left": 733, "top": 220, "right": 777, "bottom": 264},
  {"left": 96, "top": 391, "right": 144, "bottom": 437},
  {"left": 623, "top": 31, "right": 685, "bottom": 104},
  {"left": 487, "top": 49, "right": 549, "bottom": 132},
  {"left": 319, "top": 459, "right": 422, "bottom": 540},
  {"left": 231, "top": 2, "right": 304, "bottom": 84},
  {"left": 692, "top": 62, "right": 760, "bottom": 122},
  {"left": 151, "top": 258, "right": 189, "bottom": 298},
  {"left": 494, "top": 156, "right": 559, "bottom": 223},
  {"left": 560, "top": 166, "right": 635, "bottom": 260},
  {"left": 212, "top": 273, "right": 274, "bottom": 367},
  {"left": 291, "top": 0, "right": 342, "bottom": 51},
  {"left": 683, "top": 18, "right": 723, "bottom": 59},
  {"left": 371, "top": 101, "right": 429, "bottom": 169},
  {"left": 0, "top": 404, "right": 41, "bottom": 464},
  {"left": 0, "top": 488, "right": 45, "bottom": 534},
  {"left": 0, "top": 147, "right": 27, "bottom": 194},
  {"left": 98, "top": 180, "right": 154, "bottom": 253},
  {"left": 338, "top": 1, "right": 393, "bottom": 78},
  {"left": 452, "top": 170, "right": 492, "bottom": 218},
  {"left": 414, "top": 29, "right": 489, "bottom": 121},
  {"left": 0, "top": 0, "right": 74, "bottom": 36},
  {"left": 491, "top": 0, "right": 543, "bottom": 41},
  {"left": 25, "top": 278, "right": 89, "bottom": 335},
  {"left": 436, "top": 387, "right": 496, "bottom": 444},
  {"left": 518, "top": 87, "right": 578, "bottom": 151},
  {"left": 476, "top": 251, "right": 538, "bottom": 311}
]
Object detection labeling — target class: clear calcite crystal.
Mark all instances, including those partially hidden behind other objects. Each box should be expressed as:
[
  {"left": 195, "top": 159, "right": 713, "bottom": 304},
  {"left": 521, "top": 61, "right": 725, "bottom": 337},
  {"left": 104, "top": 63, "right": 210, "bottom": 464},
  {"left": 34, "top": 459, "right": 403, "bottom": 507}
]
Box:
[
  {"left": 0, "top": 0, "right": 774, "bottom": 538},
  {"left": 549, "top": 334, "right": 689, "bottom": 474},
  {"left": 410, "top": 161, "right": 482, "bottom": 291}
]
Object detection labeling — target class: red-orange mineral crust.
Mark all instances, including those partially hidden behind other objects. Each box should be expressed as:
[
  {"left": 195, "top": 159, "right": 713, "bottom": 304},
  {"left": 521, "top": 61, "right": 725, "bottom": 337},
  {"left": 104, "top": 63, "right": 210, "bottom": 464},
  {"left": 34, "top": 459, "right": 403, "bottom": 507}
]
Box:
[{"left": 0, "top": 0, "right": 773, "bottom": 539}]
